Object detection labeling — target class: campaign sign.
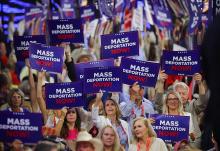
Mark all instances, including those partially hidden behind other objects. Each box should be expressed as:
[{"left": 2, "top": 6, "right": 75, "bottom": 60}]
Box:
[
  {"left": 52, "top": 11, "right": 61, "bottom": 20},
  {"left": 101, "top": 31, "right": 139, "bottom": 59},
  {"left": 45, "top": 82, "right": 84, "bottom": 109},
  {"left": 121, "top": 58, "right": 160, "bottom": 87},
  {"left": 0, "top": 111, "right": 43, "bottom": 143},
  {"left": 25, "top": 7, "right": 44, "bottom": 35},
  {"left": 61, "top": 0, "right": 75, "bottom": 19},
  {"left": 14, "top": 35, "right": 46, "bottom": 61},
  {"left": 48, "top": 19, "right": 84, "bottom": 45},
  {"left": 98, "top": 0, "right": 114, "bottom": 18},
  {"left": 25, "top": 7, "right": 43, "bottom": 22},
  {"left": 80, "top": 5, "right": 96, "bottom": 23},
  {"left": 150, "top": 114, "right": 189, "bottom": 143},
  {"left": 154, "top": 6, "right": 173, "bottom": 30},
  {"left": 61, "top": 0, "right": 74, "bottom": 8},
  {"left": 161, "top": 50, "right": 201, "bottom": 76},
  {"left": 84, "top": 67, "right": 122, "bottom": 93},
  {"left": 62, "top": 8, "right": 75, "bottom": 19},
  {"left": 75, "top": 59, "right": 114, "bottom": 80},
  {"left": 29, "top": 43, "right": 64, "bottom": 73},
  {"left": 213, "top": 0, "right": 220, "bottom": 19},
  {"left": 188, "top": 1, "right": 200, "bottom": 34}
]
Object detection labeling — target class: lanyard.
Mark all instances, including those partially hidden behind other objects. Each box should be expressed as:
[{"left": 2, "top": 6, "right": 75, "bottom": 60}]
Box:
[
  {"left": 137, "top": 137, "right": 152, "bottom": 151},
  {"left": 131, "top": 104, "right": 145, "bottom": 118},
  {"left": 112, "top": 121, "right": 127, "bottom": 137},
  {"left": 111, "top": 120, "right": 128, "bottom": 146}
]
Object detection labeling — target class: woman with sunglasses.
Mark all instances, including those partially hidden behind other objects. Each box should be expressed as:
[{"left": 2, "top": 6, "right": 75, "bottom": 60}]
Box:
[{"left": 55, "top": 107, "right": 81, "bottom": 141}]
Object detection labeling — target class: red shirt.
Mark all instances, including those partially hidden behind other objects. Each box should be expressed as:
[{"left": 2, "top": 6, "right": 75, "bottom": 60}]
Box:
[{"left": 66, "top": 128, "right": 78, "bottom": 140}]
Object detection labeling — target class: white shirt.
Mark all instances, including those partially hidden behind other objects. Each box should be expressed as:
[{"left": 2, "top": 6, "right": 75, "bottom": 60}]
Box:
[{"left": 128, "top": 138, "right": 168, "bottom": 151}]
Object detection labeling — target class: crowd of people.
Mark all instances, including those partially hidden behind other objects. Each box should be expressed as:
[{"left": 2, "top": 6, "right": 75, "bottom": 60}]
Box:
[{"left": 0, "top": 0, "right": 220, "bottom": 151}]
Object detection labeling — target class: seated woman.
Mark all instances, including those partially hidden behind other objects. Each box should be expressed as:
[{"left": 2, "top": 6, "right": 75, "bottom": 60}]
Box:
[
  {"left": 162, "top": 90, "right": 195, "bottom": 141},
  {"left": 129, "top": 117, "right": 168, "bottom": 151},
  {"left": 4, "top": 88, "right": 29, "bottom": 112},
  {"left": 92, "top": 92, "right": 130, "bottom": 151},
  {"left": 100, "top": 125, "right": 125, "bottom": 151},
  {"left": 55, "top": 107, "right": 81, "bottom": 141}
]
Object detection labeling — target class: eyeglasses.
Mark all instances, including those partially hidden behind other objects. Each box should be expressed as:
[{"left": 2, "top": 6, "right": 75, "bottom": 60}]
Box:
[{"left": 167, "top": 98, "right": 179, "bottom": 101}]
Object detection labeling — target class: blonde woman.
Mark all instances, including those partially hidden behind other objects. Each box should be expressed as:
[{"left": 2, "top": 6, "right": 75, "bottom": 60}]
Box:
[
  {"left": 155, "top": 72, "right": 206, "bottom": 147},
  {"left": 162, "top": 90, "right": 195, "bottom": 140},
  {"left": 129, "top": 117, "right": 167, "bottom": 151},
  {"left": 100, "top": 125, "right": 125, "bottom": 151}
]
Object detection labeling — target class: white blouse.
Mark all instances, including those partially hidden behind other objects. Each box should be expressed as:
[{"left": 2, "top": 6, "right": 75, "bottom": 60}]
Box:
[{"left": 128, "top": 138, "right": 168, "bottom": 151}]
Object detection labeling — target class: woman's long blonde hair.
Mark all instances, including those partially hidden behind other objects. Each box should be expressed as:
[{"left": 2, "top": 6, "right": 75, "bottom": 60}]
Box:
[
  {"left": 132, "top": 117, "right": 157, "bottom": 143},
  {"left": 99, "top": 125, "right": 121, "bottom": 151}
]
